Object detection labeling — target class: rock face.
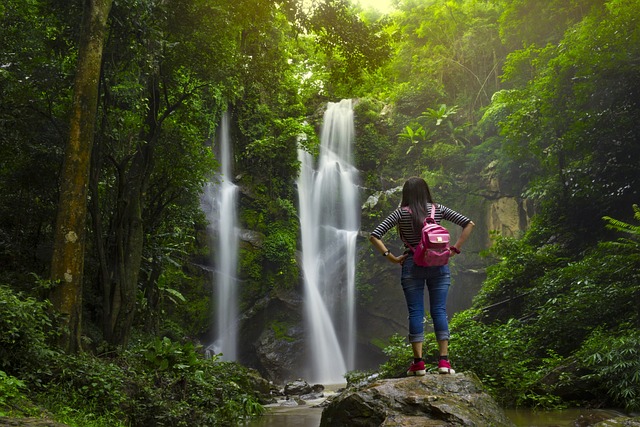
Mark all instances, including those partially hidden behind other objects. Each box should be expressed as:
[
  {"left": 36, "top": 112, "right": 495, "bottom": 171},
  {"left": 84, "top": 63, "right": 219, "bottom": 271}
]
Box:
[
  {"left": 237, "top": 285, "right": 307, "bottom": 383},
  {"left": 320, "top": 372, "right": 515, "bottom": 427}
]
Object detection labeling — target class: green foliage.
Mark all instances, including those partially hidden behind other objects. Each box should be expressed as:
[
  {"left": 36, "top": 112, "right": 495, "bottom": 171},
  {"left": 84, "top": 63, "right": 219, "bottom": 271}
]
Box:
[
  {"left": 142, "top": 337, "right": 203, "bottom": 373},
  {"left": 473, "top": 233, "right": 566, "bottom": 322},
  {"left": 263, "top": 224, "right": 297, "bottom": 265},
  {"left": 0, "top": 0, "right": 71, "bottom": 282},
  {"left": 451, "top": 311, "right": 564, "bottom": 408},
  {"left": 125, "top": 339, "right": 265, "bottom": 426},
  {"left": 263, "top": 223, "right": 299, "bottom": 288},
  {"left": 353, "top": 97, "right": 396, "bottom": 188},
  {"left": 454, "top": 204, "right": 640, "bottom": 409},
  {"left": 306, "top": 0, "right": 392, "bottom": 97},
  {"left": 44, "top": 353, "right": 130, "bottom": 419},
  {"left": 496, "top": 0, "right": 640, "bottom": 246},
  {"left": 603, "top": 204, "right": 640, "bottom": 244},
  {"left": 577, "top": 326, "right": 640, "bottom": 412},
  {"left": 0, "top": 370, "right": 30, "bottom": 416},
  {"left": 269, "top": 320, "right": 296, "bottom": 342},
  {"left": 389, "top": 0, "right": 503, "bottom": 120},
  {"left": 0, "top": 285, "right": 59, "bottom": 380},
  {"left": 38, "top": 338, "right": 264, "bottom": 426}
]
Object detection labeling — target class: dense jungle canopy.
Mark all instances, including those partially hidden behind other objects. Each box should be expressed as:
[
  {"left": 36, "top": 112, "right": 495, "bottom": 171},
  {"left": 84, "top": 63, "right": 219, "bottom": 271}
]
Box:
[{"left": 1, "top": 0, "right": 639, "bottom": 425}]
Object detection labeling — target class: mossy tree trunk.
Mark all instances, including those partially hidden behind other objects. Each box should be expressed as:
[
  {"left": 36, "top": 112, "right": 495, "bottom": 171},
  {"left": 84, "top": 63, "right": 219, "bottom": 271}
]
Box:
[{"left": 49, "top": 0, "right": 113, "bottom": 353}]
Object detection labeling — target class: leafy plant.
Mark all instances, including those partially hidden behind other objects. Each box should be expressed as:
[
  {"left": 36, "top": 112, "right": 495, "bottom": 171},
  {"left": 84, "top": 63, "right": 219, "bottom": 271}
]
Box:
[
  {"left": 142, "top": 337, "right": 203, "bottom": 373},
  {"left": 578, "top": 326, "right": 640, "bottom": 411},
  {"left": 0, "top": 285, "right": 59, "bottom": 380},
  {"left": 398, "top": 124, "right": 435, "bottom": 154},
  {"left": 0, "top": 370, "right": 29, "bottom": 416}
]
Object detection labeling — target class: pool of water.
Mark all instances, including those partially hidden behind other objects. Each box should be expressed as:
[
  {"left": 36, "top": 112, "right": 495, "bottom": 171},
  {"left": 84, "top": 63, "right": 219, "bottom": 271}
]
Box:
[
  {"left": 246, "top": 403, "right": 623, "bottom": 427},
  {"left": 505, "top": 408, "right": 624, "bottom": 426},
  {"left": 247, "top": 406, "right": 323, "bottom": 427}
]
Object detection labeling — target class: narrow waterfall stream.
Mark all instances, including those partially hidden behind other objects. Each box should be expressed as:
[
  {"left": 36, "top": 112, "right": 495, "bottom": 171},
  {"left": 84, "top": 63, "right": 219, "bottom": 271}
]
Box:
[
  {"left": 297, "top": 99, "right": 360, "bottom": 384},
  {"left": 201, "top": 111, "right": 239, "bottom": 361}
]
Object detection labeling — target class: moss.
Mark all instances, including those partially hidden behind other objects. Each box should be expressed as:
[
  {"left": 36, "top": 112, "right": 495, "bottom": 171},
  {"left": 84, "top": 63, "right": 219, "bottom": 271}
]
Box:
[{"left": 269, "top": 320, "right": 296, "bottom": 342}]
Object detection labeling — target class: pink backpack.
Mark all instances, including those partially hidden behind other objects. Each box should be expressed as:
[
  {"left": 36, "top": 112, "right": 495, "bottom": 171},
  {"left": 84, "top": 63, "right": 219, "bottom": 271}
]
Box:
[{"left": 404, "top": 204, "right": 451, "bottom": 267}]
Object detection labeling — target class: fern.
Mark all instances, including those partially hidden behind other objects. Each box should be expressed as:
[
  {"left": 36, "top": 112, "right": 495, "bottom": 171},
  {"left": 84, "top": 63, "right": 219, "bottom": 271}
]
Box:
[
  {"left": 602, "top": 204, "right": 640, "bottom": 237},
  {"left": 600, "top": 205, "right": 640, "bottom": 255}
]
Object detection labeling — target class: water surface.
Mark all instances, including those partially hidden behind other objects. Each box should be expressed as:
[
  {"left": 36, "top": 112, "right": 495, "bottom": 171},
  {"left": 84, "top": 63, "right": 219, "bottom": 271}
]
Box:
[{"left": 247, "top": 404, "right": 623, "bottom": 427}]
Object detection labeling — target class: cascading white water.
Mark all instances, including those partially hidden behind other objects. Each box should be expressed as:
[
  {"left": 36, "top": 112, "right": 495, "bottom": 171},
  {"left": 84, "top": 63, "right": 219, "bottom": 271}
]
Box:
[
  {"left": 297, "top": 99, "right": 360, "bottom": 384},
  {"left": 201, "top": 111, "right": 239, "bottom": 361}
]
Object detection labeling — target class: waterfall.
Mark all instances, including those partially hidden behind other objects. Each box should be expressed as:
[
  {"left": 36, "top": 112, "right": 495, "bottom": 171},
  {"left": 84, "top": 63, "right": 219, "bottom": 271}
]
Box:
[
  {"left": 297, "top": 99, "right": 360, "bottom": 383},
  {"left": 201, "top": 111, "right": 239, "bottom": 361}
]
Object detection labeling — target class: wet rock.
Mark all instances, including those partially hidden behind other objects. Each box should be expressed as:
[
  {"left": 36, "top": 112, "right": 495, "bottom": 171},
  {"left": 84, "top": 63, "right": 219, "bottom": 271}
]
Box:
[
  {"left": 592, "top": 416, "right": 640, "bottom": 426},
  {"left": 320, "top": 372, "right": 515, "bottom": 427},
  {"left": 279, "top": 399, "right": 300, "bottom": 407},
  {"left": 301, "top": 392, "right": 325, "bottom": 401},
  {"left": 285, "top": 379, "right": 312, "bottom": 395}
]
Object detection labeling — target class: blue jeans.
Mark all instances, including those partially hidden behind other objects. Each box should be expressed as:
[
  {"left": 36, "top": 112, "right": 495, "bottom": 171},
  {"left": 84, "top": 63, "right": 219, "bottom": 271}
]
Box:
[{"left": 401, "top": 256, "right": 451, "bottom": 343}]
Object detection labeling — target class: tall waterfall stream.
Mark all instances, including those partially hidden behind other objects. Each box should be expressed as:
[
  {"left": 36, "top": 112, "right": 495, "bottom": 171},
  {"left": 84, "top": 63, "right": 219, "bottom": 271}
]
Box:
[
  {"left": 201, "top": 111, "right": 239, "bottom": 361},
  {"left": 297, "top": 99, "right": 360, "bottom": 384}
]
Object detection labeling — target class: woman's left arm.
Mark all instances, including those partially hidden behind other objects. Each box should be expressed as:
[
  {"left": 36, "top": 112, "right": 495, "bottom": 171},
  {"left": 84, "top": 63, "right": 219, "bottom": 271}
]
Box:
[{"left": 451, "top": 221, "right": 475, "bottom": 255}]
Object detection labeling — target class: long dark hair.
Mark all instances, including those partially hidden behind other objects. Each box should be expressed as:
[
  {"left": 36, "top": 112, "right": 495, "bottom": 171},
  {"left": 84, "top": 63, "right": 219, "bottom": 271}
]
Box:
[{"left": 400, "top": 176, "right": 434, "bottom": 232}]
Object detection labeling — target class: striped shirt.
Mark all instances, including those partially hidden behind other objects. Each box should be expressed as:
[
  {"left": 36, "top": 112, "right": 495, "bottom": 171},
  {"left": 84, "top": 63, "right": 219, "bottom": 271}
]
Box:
[{"left": 370, "top": 203, "right": 472, "bottom": 248}]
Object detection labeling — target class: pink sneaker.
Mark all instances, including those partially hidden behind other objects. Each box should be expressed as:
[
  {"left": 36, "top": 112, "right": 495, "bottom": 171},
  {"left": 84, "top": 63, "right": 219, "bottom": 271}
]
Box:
[
  {"left": 407, "top": 360, "right": 426, "bottom": 376},
  {"left": 438, "top": 359, "right": 455, "bottom": 374}
]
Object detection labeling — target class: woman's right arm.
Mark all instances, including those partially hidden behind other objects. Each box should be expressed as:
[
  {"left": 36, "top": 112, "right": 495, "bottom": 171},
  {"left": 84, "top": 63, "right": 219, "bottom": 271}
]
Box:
[
  {"left": 369, "top": 209, "right": 406, "bottom": 264},
  {"left": 369, "top": 235, "right": 406, "bottom": 264}
]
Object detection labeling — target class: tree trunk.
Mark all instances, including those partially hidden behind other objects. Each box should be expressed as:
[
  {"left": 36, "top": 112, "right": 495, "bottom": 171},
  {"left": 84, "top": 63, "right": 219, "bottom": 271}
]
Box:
[
  {"left": 49, "top": 0, "right": 113, "bottom": 353},
  {"left": 103, "top": 79, "right": 160, "bottom": 347}
]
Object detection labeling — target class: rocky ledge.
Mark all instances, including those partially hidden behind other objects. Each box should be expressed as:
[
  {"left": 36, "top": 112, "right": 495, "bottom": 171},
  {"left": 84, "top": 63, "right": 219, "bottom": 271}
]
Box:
[{"left": 320, "top": 372, "right": 515, "bottom": 427}]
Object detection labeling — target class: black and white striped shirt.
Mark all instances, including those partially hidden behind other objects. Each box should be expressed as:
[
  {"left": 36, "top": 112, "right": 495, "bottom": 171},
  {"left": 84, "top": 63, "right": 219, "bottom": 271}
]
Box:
[{"left": 370, "top": 203, "right": 472, "bottom": 248}]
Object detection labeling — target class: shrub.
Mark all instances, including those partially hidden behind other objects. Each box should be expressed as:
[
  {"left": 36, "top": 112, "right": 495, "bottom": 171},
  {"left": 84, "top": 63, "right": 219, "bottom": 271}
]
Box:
[
  {"left": 451, "top": 310, "right": 564, "bottom": 408},
  {"left": 41, "top": 352, "right": 129, "bottom": 421},
  {"left": 0, "top": 285, "right": 59, "bottom": 380},
  {"left": 577, "top": 326, "right": 640, "bottom": 412},
  {"left": 124, "top": 338, "right": 264, "bottom": 426},
  {"left": 0, "top": 370, "right": 29, "bottom": 416}
]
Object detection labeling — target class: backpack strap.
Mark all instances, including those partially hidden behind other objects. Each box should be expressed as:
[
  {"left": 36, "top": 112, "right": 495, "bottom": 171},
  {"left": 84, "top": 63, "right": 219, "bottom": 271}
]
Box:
[{"left": 425, "top": 203, "right": 436, "bottom": 223}]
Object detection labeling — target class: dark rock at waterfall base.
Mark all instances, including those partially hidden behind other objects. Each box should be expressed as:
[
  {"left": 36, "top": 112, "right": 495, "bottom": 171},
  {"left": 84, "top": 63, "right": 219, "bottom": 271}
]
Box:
[
  {"left": 320, "top": 372, "right": 515, "bottom": 427},
  {"left": 283, "top": 378, "right": 325, "bottom": 397},
  {"left": 238, "top": 286, "right": 307, "bottom": 383},
  {"left": 301, "top": 391, "right": 324, "bottom": 401},
  {"left": 284, "top": 378, "right": 312, "bottom": 395}
]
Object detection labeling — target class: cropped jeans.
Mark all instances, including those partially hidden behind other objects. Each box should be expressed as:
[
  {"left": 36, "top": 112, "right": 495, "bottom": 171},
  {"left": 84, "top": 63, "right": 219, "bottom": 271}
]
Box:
[{"left": 400, "top": 256, "right": 451, "bottom": 343}]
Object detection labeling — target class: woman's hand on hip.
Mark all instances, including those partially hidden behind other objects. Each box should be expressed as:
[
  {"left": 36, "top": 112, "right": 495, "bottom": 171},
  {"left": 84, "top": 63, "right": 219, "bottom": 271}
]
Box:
[{"left": 389, "top": 253, "right": 408, "bottom": 264}]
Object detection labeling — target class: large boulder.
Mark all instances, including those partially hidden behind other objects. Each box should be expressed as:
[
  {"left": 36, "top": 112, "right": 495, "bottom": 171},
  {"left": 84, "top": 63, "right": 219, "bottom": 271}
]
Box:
[{"left": 320, "top": 372, "right": 515, "bottom": 427}]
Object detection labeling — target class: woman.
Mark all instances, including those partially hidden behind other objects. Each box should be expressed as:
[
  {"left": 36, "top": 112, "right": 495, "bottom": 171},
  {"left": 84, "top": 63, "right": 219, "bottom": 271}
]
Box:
[{"left": 369, "top": 177, "right": 474, "bottom": 376}]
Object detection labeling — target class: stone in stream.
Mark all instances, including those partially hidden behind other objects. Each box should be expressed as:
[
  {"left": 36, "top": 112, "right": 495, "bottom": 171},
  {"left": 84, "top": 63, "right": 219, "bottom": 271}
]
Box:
[{"left": 320, "top": 372, "right": 515, "bottom": 426}]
